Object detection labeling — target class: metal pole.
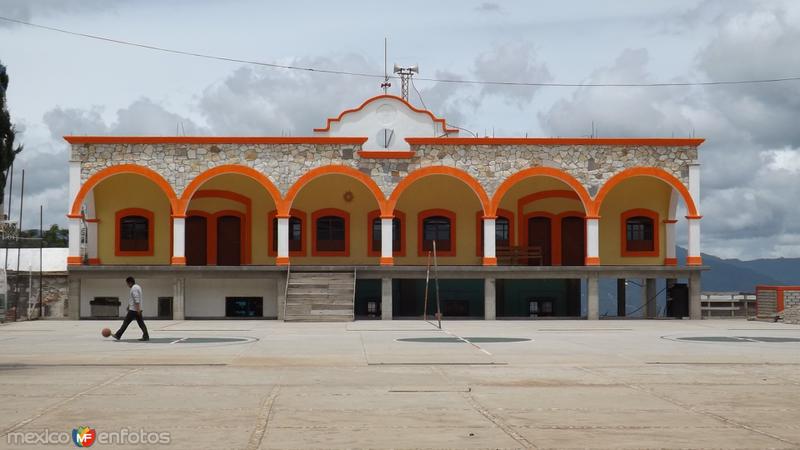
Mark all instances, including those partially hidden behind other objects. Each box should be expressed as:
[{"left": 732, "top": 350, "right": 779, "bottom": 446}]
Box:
[
  {"left": 4, "top": 163, "right": 13, "bottom": 273},
  {"left": 433, "top": 241, "right": 442, "bottom": 329},
  {"left": 423, "top": 251, "right": 430, "bottom": 321},
  {"left": 39, "top": 205, "right": 43, "bottom": 319},
  {"left": 14, "top": 170, "right": 24, "bottom": 315}
]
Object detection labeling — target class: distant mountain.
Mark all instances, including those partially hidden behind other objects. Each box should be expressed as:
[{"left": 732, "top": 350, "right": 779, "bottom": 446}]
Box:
[
  {"left": 676, "top": 247, "right": 796, "bottom": 292},
  {"left": 723, "top": 257, "right": 800, "bottom": 286}
]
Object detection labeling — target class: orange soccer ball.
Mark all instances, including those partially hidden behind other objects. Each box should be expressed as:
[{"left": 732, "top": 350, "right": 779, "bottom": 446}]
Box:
[{"left": 101, "top": 328, "right": 112, "bottom": 338}]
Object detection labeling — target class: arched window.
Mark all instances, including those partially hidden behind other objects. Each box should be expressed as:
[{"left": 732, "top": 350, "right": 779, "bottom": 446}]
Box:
[
  {"left": 312, "top": 209, "right": 350, "bottom": 256},
  {"left": 120, "top": 216, "right": 149, "bottom": 251},
  {"left": 368, "top": 210, "right": 405, "bottom": 256},
  {"left": 115, "top": 208, "right": 154, "bottom": 256},
  {"left": 495, "top": 217, "right": 510, "bottom": 248},
  {"left": 621, "top": 209, "right": 659, "bottom": 257},
  {"left": 419, "top": 209, "right": 456, "bottom": 256}
]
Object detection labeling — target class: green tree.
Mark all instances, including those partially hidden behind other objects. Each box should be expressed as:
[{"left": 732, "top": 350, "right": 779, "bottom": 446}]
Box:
[{"left": 0, "top": 61, "right": 24, "bottom": 220}]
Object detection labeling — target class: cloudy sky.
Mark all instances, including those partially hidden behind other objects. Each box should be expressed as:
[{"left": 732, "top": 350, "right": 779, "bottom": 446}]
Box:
[{"left": 1, "top": 0, "right": 799, "bottom": 259}]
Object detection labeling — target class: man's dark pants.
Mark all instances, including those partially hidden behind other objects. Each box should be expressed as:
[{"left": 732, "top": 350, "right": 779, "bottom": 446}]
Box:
[{"left": 114, "top": 310, "right": 149, "bottom": 339}]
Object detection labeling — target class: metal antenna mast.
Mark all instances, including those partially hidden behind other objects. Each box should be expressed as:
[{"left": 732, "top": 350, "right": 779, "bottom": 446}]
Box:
[
  {"left": 393, "top": 64, "right": 418, "bottom": 101},
  {"left": 381, "top": 38, "right": 391, "bottom": 94}
]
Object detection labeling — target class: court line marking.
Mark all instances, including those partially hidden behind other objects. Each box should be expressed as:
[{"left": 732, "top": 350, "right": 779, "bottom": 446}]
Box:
[
  {"left": 0, "top": 368, "right": 140, "bottom": 437},
  {"left": 441, "top": 329, "right": 493, "bottom": 356}
]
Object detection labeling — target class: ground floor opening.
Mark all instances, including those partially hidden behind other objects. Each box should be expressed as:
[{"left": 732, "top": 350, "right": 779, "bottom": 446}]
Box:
[{"left": 497, "top": 279, "right": 582, "bottom": 318}]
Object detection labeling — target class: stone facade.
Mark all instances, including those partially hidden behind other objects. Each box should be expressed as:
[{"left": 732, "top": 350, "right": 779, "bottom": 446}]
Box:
[
  {"left": 73, "top": 143, "right": 697, "bottom": 199},
  {"left": 783, "top": 290, "right": 800, "bottom": 325}
]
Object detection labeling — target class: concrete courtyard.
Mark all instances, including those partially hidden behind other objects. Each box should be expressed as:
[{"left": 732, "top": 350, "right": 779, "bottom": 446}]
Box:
[{"left": 1, "top": 319, "right": 800, "bottom": 449}]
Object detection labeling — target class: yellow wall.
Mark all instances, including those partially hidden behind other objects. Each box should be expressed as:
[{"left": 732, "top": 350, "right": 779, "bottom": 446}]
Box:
[
  {"left": 598, "top": 177, "right": 671, "bottom": 265},
  {"left": 521, "top": 198, "right": 584, "bottom": 215},
  {"left": 290, "top": 174, "right": 382, "bottom": 265},
  {"left": 394, "top": 176, "right": 483, "bottom": 265},
  {"left": 186, "top": 198, "right": 246, "bottom": 214},
  {"left": 496, "top": 177, "right": 588, "bottom": 246},
  {"left": 95, "top": 174, "right": 172, "bottom": 265},
  {"left": 192, "top": 174, "right": 277, "bottom": 265}
]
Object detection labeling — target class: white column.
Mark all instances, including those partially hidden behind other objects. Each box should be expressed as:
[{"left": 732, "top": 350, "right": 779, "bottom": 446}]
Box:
[
  {"left": 586, "top": 217, "right": 600, "bottom": 265},
  {"left": 380, "top": 217, "right": 393, "bottom": 265},
  {"left": 687, "top": 218, "right": 702, "bottom": 265},
  {"left": 689, "top": 271, "right": 702, "bottom": 320},
  {"left": 687, "top": 161, "right": 702, "bottom": 265},
  {"left": 172, "top": 217, "right": 186, "bottom": 264},
  {"left": 483, "top": 217, "right": 496, "bottom": 265},
  {"left": 381, "top": 277, "right": 392, "bottom": 320},
  {"left": 277, "top": 217, "right": 289, "bottom": 264},
  {"left": 68, "top": 217, "right": 82, "bottom": 265},
  {"left": 688, "top": 161, "right": 701, "bottom": 212},
  {"left": 68, "top": 160, "right": 81, "bottom": 208},
  {"left": 484, "top": 278, "right": 496, "bottom": 320},
  {"left": 86, "top": 220, "right": 99, "bottom": 263},
  {"left": 664, "top": 220, "right": 677, "bottom": 265},
  {"left": 587, "top": 273, "right": 599, "bottom": 320}
]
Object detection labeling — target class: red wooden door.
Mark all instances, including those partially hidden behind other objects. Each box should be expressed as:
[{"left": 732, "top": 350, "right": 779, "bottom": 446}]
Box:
[
  {"left": 527, "top": 217, "right": 552, "bottom": 266},
  {"left": 185, "top": 216, "right": 207, "bottom": 266},
  {"left": 217, "top": 216, "right": 242, "bottom": 266},
  {"left": 561, "top": 216, "right": 585, "bottom": 266}
]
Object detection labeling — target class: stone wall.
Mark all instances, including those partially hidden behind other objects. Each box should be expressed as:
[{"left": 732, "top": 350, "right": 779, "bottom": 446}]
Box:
[
  {"left": 784, "top": 290, "right": 800, "bottom": 325},
  {"left": 74, "top": 143, "right": 697, "bottom": 199},
  {"left": 3, "top": 273, "right": 68, "bottom": 321}
]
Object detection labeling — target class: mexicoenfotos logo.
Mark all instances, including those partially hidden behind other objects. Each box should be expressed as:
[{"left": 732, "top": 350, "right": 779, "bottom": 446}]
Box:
[
  {"left": 6, "top": 426, "right": 170, "bottom": 446},
  {"left": 72, "top": 426, "right": 97, "bottom": 447}
]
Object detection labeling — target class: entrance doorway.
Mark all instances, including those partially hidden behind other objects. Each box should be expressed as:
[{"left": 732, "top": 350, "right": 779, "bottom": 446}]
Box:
[
  {"left": 561, "top": 216, "right": 585, "bottom": 266},
  {"left": 527, "top": 217, "right": 552, "bottom": 265},
  {"left": 186, "top": 216, "right": 208, "bottom": 266},
  {"left": 217, "top": 215, "right": 242, "bottom": 266}
]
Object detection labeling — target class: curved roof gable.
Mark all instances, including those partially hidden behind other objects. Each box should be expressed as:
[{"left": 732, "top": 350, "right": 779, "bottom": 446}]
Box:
[{"left": 314, "top": 95, "right": 458, "bottom": 151}]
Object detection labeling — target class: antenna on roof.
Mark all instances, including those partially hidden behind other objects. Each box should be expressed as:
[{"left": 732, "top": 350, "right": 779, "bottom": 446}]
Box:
[
  {"left": 381, "top": 38, "right": 391, "bottom": 94},
  {"left": 393, "top": 64, "right": 418, "bottom": 101}
]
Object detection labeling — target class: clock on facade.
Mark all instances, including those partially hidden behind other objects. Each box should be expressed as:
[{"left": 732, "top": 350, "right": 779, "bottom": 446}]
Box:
[{"left": 377, "top": 128, "right": 395, "bottom": 149}]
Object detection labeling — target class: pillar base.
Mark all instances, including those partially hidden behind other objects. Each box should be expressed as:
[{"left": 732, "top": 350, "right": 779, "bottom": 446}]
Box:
[
  {"left": 380, "top": 257, "right": 394, "bottom": 266},
  {"left": 585, "top": 257, "right": 600, "bottom": 266},
  {"left": 170, "top": 256, "right": 186, "bottom": 265},
  {"left": 88, "top": 258, "right": 101, "bottom": 265},
  {"left": 686, "top": 256, "right": 703, "bottom": 266},
  {"left": 67, "top": 256, "right": 82, "bottom": 265},
  {"left": 482, "top": 257, "right": 497, "bottom": 266},
  {"left": 276, "top": 256, "right": 290, "bottom": 266},
  {"left": 664, "top": 257, "right": 677, "bottom": 266}
]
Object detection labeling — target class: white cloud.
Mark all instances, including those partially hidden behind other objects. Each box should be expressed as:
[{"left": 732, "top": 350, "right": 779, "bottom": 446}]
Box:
[{"left": 473, "top": 42, "right": 551, "bottom": 108}]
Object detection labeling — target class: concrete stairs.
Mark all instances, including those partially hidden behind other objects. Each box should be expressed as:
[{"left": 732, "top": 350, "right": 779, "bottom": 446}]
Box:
[{"left": 284, "top": 271, "right": 355, "bottom": 322}]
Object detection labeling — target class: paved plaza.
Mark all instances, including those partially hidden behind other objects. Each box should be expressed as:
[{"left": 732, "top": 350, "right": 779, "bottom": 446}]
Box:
[{"left": 1, "top": 319, "right": 800, "bottom": 449}]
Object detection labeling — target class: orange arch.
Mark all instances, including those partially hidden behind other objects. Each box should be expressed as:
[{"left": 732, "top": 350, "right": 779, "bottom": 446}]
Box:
[
  {"left": 179, "top": 165, "right": 281, "bottom": 214},
  {"left": 491, "top": 167, "right": 593, "bottom": 216},
  {"left": 594, "top": 167, "right": 698, "bottom": 217},
  {"left": 70, "top": 164, "right": 179, "bottom": 216},
  {"left": 281, "top": 165, "right": 388, "bottom": 216},
  {"left": 387, "top": 166, "right": 491, "bottom": 215}
]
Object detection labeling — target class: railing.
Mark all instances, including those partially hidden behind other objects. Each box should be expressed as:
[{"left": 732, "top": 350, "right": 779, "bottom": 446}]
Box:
[
  {"left": 701, "top": 292, "right": 756, "bottom": 318},
  {"left": 496, "top": 245, "right": 544, "bottom": 266}
]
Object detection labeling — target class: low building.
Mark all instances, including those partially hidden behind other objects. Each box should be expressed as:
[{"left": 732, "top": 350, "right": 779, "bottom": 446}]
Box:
[{"left": 65, "top": 95, "right": 705, "bottom": 320}]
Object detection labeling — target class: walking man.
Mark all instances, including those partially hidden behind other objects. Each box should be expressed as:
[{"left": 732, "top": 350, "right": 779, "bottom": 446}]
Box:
[{"left": 112, "top": 277, "right": 150, "bottom": 341}]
